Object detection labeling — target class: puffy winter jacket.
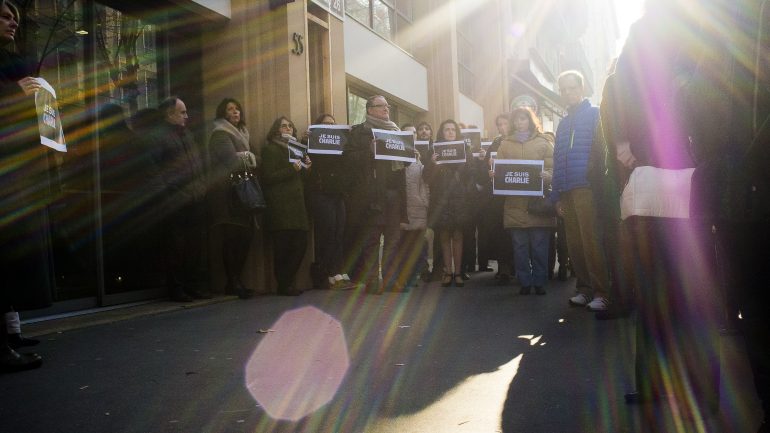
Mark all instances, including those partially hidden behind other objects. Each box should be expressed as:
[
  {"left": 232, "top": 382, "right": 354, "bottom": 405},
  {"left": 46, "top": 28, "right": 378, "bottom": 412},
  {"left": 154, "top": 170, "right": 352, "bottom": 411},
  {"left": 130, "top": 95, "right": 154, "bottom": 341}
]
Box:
[{"left": 551, "top": 99, "right": 599, "bottom": 203}]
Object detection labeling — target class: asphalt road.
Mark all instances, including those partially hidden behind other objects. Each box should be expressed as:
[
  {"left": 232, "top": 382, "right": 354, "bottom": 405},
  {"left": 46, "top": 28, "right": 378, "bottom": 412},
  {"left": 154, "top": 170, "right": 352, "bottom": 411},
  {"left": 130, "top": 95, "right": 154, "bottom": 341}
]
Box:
[{"left": 3, "top": 272, "right": 763, "bottom": 433}]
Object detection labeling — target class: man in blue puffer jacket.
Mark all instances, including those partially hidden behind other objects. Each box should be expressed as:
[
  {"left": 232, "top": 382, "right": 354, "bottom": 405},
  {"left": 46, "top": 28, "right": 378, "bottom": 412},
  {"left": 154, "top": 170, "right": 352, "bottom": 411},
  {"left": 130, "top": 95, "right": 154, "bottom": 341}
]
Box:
[{"left": 552, "top": 70, "right": 611, "bottom": 312}]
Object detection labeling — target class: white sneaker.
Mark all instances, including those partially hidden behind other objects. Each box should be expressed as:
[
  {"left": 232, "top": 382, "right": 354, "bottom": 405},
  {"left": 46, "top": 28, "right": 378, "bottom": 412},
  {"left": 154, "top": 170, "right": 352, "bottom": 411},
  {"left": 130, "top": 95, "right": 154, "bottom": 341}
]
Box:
[
  {"left": 341, "top": 274, "right": 351, "bottom": 282},
  {"left": 586, "top": 296, "right": 609, "bottom": 311},
  {"left": 569, "top": 293, "right": 591, "bottom": 306}
]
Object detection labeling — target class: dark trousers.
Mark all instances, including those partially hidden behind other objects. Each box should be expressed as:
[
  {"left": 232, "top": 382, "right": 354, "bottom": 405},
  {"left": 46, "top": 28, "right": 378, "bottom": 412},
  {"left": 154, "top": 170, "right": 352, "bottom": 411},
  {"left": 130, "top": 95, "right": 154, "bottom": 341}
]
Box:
[
  {"left": 311, "top": 193, "right": 346, "bottom": 277},
  {"left": 723, "top": 221, "right": 770, "bottom": 418},
  {"left": 398, "top": 229, "right": 427, "bottom": 284},
  {"left": 221, "top": 223, "right": 254, "bottom": 289},
  {"left": 629, "top": 217, "right": 721, "bottom": 413},
  {"left": 164, "top": 202, "right": 204, "bottom": 296},
  {"left": 344, "top": 190, "right": 401, "bottom": 288},
  {"left": 271, "top": 230, "right": 308, "bottom": 292}
]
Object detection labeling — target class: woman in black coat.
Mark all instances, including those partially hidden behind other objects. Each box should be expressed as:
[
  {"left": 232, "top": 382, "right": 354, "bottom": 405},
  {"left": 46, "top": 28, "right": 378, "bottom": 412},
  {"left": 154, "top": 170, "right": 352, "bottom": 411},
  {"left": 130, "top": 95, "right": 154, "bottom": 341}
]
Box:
[
  {"left": 208, "top": 98, "right": 258, "bottom": 299},
  {"left": 0, "top": 0, "right": 49, "bottom": 371},
  {"left": 424, "top": 119, "right": 472, "bottom": 287}
]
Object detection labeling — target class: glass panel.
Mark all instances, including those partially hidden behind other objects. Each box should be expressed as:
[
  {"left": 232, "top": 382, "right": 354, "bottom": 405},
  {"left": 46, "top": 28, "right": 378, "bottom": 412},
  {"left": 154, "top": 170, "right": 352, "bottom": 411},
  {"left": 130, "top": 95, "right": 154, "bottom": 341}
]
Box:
[
  {"left": 346, "top": 0, "right": 370, "bottom": 25},
  {"left": 372, "top": 0, "right": 394, "bottom": 39},
  {"left": 347, "top": 91, "right": 367, "bottom": 125},
  {"left": 395, "top": 0, "right": 412, "bottom": 19},
  {"left": 93, "top": 4, "right": 163, "bottom": 295},
  {"left": 15, "top": 0, "right": 165, "bottom": 303}
]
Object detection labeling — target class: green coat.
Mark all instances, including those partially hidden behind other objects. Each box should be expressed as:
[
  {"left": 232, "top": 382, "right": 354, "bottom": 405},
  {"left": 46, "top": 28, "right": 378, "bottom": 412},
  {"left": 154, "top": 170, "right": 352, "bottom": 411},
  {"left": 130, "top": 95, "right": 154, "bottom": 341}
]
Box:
[{"left": 260, "top": 138, "right": 309, "bottom": 232}]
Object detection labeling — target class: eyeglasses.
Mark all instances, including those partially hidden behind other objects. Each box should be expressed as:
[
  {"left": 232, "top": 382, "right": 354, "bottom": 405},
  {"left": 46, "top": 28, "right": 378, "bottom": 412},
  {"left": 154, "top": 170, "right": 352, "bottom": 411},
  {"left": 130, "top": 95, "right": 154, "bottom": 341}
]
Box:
[
  {"left": 280, "top": 123, "right": 293, "bottom": 128},
  {"left": 370, "top": 104, "right": 391, "bottom": 109}
]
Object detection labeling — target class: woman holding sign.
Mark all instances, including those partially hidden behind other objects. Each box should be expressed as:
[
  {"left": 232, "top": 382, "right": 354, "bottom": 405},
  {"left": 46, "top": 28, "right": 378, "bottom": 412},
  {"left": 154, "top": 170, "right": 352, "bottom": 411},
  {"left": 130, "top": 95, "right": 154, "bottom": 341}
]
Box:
[
  {"left": 424, "top": 119, "right": 472, "bottom": 287},
  {"left": 496, "top": 107, "right": 555, "bottom": 295},
  {"left": 0, "top": 0, "right": 50, "bottom": 371},
  {"left": 261, "top": 116, "right": 311, "bottom": 296}
]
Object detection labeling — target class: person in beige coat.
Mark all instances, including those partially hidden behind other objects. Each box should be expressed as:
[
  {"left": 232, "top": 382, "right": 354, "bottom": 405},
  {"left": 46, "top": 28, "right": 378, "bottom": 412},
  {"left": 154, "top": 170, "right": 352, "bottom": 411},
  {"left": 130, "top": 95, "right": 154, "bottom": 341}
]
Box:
[{"left": 496, "top": 107, "right": 555, "bottom": 294}]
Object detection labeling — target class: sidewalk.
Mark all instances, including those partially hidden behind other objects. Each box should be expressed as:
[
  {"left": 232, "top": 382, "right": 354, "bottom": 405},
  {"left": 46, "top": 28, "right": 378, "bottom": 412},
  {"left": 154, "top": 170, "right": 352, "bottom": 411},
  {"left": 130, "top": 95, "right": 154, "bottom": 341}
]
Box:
[{"left": 22, "top": 296, "right": 237, "bottom": 338}]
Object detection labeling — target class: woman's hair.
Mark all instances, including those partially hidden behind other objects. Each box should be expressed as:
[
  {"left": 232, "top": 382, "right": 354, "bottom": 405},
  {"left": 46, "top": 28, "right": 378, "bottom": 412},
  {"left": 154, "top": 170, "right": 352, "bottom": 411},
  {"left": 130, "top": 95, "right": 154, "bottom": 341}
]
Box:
[
  {"left": 266, "top": 116, "right": 296, "bottom": 141},
  {"left": 435, "top": 119, "right": 461, "bottom": 142},
  {"left": 1, "top": 0, "right": 19, "bottom": 22},
  {"left": 510, "top": 107, "right": 543, "bottom": 134},
  {"left": 313, "top": 113, "right": 336, "bottom": 124},
  {"left": 1, "top": 0, "right": 20, "bottom": 49},
  {"left": 215, "top": 98, "right": 246, "bottom": 129}
]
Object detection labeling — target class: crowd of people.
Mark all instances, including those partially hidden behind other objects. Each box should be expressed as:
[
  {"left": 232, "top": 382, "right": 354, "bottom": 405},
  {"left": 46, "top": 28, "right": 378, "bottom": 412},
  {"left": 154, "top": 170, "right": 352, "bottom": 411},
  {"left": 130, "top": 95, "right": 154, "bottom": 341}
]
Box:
[{"left": 3, "top": 1, "right": 770, "bottom": 432}]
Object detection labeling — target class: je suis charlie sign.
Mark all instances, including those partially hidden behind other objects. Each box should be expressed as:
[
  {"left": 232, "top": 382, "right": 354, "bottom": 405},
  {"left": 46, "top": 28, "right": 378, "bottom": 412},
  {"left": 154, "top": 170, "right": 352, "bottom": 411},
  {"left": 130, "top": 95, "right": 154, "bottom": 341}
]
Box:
[
  {"left": 287, "top": 137, "right": 308, "bottom": 165},
  {"left": 35, "top": 78, "right": 66, "bottom": 152},
  {"left": 308, "top": 124, "right": 349, "bottom": 155},
  {"left": 492, "top": 159, "right": 544, "bottom": 196},
  {"left": 433, "top": 141, "right": 467, "bottom": 164},
  {"left": 372, "top": 129, "right": 416, "bottom": 163},
  {"left": 461, "top": 128, "right": 482, "bottom": 157}
]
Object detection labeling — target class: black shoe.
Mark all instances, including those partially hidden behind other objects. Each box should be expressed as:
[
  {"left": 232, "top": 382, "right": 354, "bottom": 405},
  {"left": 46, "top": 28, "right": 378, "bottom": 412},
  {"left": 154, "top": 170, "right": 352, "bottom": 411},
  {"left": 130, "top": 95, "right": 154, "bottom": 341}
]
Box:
[
  {"left": 1, "top": 347, "right": 42, "bottom": 373},
  {"left": 519, "top": 286, "right": 531, "bottom": 295},
  {"left": 624, "top": 391, "right": 662, "bottom": 405},
  {"left": 237, "top": 287, "right": 255, "bottom": 299},
  {"left": 535, "top": 286, "right": 546, "bottom": 295},
  {"left": 8, "top": 334, "right": 40, "bottom": 349},
  {"left": 461, "top": 272, "right": 471, "bottom": 281}
]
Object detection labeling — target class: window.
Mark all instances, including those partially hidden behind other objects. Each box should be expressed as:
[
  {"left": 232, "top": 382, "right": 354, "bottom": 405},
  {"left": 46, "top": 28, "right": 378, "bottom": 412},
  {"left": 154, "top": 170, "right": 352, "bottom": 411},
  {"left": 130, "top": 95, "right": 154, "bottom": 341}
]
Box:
[
  {"left": 15, "top": 0, "right": 167, "bottom": 306},
  {"left": 346, "top": 0, "right": 413, "bottom": 52},
  {"left": 457, "top": 18, "right": 474, "bottom": 98}
]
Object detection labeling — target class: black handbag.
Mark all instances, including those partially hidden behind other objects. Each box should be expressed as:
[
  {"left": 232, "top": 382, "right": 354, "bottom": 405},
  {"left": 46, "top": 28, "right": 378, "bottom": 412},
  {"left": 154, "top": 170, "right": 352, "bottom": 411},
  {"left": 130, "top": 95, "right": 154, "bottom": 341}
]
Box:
[
  {"left": 231, "top": 169, "right": 266, "bottom": 212},
  {"left": 527, "top": 188, "right": 556, "bottom": 217}
]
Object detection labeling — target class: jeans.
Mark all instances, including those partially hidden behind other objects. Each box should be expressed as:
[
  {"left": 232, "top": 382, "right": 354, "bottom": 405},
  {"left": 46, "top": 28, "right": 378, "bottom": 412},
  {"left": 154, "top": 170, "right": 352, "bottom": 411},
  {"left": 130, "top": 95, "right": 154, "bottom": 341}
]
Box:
[{"left": 510, "top": 227, "right": 551, "bottom": 288}]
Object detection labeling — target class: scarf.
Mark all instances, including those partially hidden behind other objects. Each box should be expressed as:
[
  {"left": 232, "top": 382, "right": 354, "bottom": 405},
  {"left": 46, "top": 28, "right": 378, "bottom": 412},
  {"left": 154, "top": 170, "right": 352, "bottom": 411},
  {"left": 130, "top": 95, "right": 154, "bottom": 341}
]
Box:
[
  {"left": 212, "top": 118, "right": 250, "bottom": 151},
  {"left": 364, "top": 114, "right": 403, "bottom": 170},
  {"left": 365, "top": 114, "right": 399, "bottom": 131}
]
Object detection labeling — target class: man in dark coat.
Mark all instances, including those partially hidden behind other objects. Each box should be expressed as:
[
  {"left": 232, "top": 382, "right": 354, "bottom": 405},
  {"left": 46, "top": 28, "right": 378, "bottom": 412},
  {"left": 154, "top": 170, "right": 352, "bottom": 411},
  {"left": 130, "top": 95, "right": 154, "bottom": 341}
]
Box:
[
  {"left": 609, "top": 1, "right": 722, "bottom": 427},
  {"left": 343, "top": 95, "right": 407, "bottom": 293},
  {"left": 146, "top": 96, "right": 209, "bottom": 302}
]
